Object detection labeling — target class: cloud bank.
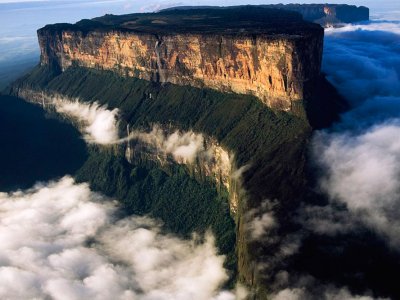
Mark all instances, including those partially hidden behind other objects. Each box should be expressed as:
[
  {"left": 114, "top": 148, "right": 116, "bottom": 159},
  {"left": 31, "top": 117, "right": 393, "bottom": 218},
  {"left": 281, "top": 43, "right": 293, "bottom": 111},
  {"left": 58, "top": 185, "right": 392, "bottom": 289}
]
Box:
[
  {"left": 44, "top": 95, "right": 120, "bottom": 145},
  {"left": 244, "top": 18, "right": 400, "bottom": 300},
  {"left": 271, "top": 281, "right": 387, "bottom": 300},
  {"left": 312, "top": 20, "right": 400, "bottom": 246},
  {"left": 313, "top": 122, "right": 400, "bottom": 246},
  {"left": 0, "top": 176, "right": 240, "bottom": 300}
]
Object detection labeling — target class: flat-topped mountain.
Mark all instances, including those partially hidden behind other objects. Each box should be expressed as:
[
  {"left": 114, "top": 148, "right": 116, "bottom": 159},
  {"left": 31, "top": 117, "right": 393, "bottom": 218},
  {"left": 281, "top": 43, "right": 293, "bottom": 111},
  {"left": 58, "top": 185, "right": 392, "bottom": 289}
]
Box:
[
  {"left": 11, "top": 6, "right": 349, "bottom": 299},
  {"left": 38, "top": 7, "right": 323, "bottom": 112}
]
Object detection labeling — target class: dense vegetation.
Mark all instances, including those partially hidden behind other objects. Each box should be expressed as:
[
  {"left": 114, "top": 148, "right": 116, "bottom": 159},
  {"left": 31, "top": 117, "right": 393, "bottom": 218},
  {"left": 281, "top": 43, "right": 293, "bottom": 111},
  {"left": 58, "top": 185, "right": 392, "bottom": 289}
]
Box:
[
  {"left": 13, "top": 65, "right": 312, "bottom": 208},
  {"left": 76, "top": 147, "right": 237, "bottom": 285},
  {"left": 12, "top": 65, "right": 346, "bottom": 293}
]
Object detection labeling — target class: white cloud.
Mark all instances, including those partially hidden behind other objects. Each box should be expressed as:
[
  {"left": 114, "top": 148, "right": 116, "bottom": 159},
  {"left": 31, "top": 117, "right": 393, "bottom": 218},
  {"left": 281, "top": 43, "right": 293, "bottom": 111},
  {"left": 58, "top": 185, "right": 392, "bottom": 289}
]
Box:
[
  {"left": 272, "top": 288, "right": 305, "bottom": 300},
  {"left": 246, "top": 200, "right": 277, "bottom": 240},
  {"left": 313, "top": 122, "right": 400, "bottom": 246},
  {"left": 311, "top": 19, "right": 400, "bottom": 247},
  {"left": 279, "top": 18, "right": 400, "bottom": 298},
  {"left": 42, "top": 95, "right": 120, "bottom": 145},
  {"left": 126, "top": 125, "right": 205, "bottom": 163},
  {"left": 323, "top": 23, "right": 400, "bottom": 107},
  {"left": 0, "top": 177, "right": 237, "bottom": 300},
  {"left": 325, "top": 20, "right": 400, "bottom": 35},
  {"left": 270, "top": 274, "right": 388, "bottom": 300},
  {"left": 271, "top": 286, "right": 382, "bottom": 300},
  {"left": 125, "top": 124, "right": 239, "bottom": 195}
]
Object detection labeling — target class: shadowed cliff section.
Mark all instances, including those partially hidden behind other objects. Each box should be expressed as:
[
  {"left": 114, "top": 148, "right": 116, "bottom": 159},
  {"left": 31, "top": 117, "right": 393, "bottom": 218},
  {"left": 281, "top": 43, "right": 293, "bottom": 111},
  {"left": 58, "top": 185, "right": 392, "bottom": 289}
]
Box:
[{"left": 37, "top": 6, "right": 324, "bottom": 112}]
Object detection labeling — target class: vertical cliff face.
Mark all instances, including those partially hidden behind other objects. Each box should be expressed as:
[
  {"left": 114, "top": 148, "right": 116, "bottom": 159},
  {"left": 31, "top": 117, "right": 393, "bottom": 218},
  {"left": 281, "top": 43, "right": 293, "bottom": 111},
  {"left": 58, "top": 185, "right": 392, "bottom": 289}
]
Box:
[{"left": 37, "top": 9, "right": 323, "bottom": 112}]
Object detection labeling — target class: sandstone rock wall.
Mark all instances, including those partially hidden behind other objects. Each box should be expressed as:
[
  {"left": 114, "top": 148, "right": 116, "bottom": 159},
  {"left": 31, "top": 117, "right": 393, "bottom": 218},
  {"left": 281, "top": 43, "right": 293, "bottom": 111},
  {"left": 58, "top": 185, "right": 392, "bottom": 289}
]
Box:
[{"left": 38, "top": 29, "right": 323, "bottom": 111}]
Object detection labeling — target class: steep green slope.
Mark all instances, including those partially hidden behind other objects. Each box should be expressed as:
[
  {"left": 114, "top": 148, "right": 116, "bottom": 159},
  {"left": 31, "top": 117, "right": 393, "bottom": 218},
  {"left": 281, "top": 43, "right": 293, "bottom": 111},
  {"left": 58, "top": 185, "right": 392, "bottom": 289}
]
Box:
[
  {"left": 11, "top": 65, "right": 343, "bottom": 296},
  {"left": 76, "top": 147, "right": 237, "bottom": 286},
  {"left": 12, "top": 65, "right": 311, "bottom": 205}
]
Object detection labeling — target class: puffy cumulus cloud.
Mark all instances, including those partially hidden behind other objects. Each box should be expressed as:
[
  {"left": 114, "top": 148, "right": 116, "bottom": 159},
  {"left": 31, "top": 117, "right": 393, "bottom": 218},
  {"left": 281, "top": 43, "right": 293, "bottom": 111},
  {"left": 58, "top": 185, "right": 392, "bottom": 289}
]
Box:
[
  {"left": 312, "top": 122, "right": 400, "bottom": 246},
  {"left": 53, "top": 97, "right": 119, "bottom": 145},
  {"left": 315, "top": 123, "right": 400, "bottom": 211},
  {"left": 126, "top": 125, "right": 206, "bottom": 164},
  {"left": 249, "top": 212, "right": 276, "bottom": 240},
  {"left": 0, "top": 177, "right": 239, "bottom": 300}
]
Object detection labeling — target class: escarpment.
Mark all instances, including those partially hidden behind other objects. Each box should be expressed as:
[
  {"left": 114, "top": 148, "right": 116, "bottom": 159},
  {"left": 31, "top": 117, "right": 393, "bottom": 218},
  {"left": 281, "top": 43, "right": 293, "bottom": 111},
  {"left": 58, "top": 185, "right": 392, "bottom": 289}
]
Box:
[
  {"left": 37, "top": 7, "right": 324, "bottom": 112},
  {"left": 11, "top": 6, "right": 348, "bottom": 300}
]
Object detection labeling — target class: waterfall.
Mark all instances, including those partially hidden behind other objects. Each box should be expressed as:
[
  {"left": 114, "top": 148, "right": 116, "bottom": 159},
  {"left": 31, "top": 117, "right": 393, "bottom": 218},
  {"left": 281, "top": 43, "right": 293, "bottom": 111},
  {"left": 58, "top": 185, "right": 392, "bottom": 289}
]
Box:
[
  {"left": 41, "top": 91, "right": 45, "bottom": 108},
  {"left": 154, "top": 40, "right": 165, "bottom": 83},
  {"left": 126, "top": 124, "right": 132, "bottom": 162}
]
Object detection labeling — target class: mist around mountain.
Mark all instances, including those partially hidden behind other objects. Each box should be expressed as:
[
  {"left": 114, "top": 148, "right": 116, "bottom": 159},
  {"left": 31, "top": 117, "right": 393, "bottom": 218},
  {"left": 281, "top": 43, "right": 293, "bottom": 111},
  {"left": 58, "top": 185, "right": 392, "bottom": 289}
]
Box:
[
  {"left": 271, "top": 18, "right": 400, "bottom": 299},
  {"left": 1, "top": 2, "right": 400, "bottom": 300}
]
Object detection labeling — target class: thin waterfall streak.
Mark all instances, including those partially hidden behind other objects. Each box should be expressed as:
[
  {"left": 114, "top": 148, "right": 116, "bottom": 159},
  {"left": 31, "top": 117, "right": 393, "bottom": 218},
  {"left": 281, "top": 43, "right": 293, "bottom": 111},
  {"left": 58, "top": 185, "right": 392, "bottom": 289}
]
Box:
[{"left": 155, "top": 40, "right": 165, "bottom": 83}]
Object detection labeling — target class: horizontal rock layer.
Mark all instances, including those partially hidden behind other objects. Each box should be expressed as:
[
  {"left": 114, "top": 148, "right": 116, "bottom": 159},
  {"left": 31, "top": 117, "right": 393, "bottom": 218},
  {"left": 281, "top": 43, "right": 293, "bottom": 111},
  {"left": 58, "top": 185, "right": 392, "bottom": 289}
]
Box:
[{"left": 38, "top": 26, "right": 323, "bottom": 111}]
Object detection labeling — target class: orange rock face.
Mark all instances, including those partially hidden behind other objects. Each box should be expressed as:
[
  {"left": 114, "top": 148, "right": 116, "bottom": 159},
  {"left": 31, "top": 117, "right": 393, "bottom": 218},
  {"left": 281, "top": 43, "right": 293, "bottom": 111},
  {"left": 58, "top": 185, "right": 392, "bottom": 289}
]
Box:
[{"left": 38, "top": 29, "right": 323, "bottom": 111}]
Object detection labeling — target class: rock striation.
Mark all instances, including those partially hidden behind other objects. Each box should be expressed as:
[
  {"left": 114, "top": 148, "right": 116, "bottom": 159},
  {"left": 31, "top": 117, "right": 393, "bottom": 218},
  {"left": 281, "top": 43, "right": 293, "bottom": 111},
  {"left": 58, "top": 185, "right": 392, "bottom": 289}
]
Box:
[{"left": 37, "top": 7, "right": 323, "bottom": 111}]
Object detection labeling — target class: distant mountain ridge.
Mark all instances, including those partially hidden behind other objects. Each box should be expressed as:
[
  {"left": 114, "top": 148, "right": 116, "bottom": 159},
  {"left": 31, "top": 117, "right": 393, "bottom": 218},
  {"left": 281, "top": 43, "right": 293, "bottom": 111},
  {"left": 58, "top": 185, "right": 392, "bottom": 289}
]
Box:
[{"left": 162, "top": 4, "right": 370, "bottom": 27}]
